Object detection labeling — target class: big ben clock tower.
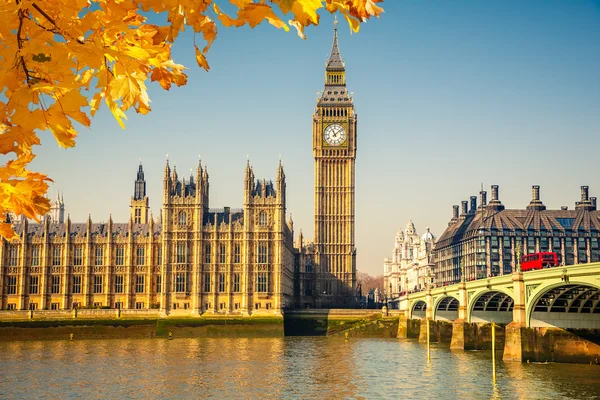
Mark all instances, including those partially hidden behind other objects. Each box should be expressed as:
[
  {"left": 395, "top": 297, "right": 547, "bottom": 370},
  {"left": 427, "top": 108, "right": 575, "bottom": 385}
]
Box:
[{"left": 313, "top": 19, "right": 357, "bottom": 306}]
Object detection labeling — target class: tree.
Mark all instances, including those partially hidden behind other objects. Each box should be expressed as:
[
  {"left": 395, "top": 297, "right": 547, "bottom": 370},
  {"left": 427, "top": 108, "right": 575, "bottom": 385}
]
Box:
[
  {"left": 357, "top": 271, "right": 384, "bottom": 294},
  {"left": 0, "top": 0, "right": 384, "bottom": 239}
]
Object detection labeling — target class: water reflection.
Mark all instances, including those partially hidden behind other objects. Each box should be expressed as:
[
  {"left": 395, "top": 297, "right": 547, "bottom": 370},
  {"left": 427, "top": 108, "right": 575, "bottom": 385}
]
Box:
[{"left": 0, "top": 338, "right": 599, "bottom": 399}]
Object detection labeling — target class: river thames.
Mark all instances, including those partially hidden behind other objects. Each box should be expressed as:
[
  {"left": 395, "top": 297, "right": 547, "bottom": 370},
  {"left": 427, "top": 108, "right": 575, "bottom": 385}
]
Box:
[{"left": 1, "top": 337, "right": 599, "bottom": 399}]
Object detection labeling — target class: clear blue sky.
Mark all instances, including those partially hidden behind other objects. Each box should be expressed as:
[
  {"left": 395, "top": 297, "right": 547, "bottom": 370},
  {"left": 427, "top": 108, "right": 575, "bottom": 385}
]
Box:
[{"left": 31, "top": 1, "right": 600, "bottom": 275}]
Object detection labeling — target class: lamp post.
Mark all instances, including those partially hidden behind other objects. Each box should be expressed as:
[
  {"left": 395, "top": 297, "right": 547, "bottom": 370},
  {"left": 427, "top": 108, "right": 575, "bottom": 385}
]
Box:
[{"left": 515, "top": 243, "right": 522, "bottom": 273}]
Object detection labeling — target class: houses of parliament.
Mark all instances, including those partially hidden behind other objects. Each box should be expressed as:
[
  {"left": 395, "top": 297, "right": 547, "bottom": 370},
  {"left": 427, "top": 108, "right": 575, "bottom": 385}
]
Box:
[{"left": 0, "top": 24, "right": 358, "bottom": 313}]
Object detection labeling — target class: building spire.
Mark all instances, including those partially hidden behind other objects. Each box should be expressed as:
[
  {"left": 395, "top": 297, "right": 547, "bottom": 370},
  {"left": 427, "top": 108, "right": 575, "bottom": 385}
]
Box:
[{"left": 326, "top": 17, "right": 344, "bottom": 72}]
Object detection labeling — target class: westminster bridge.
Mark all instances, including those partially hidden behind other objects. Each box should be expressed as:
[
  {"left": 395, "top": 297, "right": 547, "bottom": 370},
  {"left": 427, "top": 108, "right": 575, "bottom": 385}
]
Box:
[{"left": 395, "top": 262, "right": 600, "bottom": 363}]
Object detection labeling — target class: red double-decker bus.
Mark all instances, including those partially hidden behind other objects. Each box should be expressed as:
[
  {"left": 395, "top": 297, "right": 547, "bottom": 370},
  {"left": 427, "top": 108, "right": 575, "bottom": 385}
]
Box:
[{"left": 521, "top": 252, "right": 558, "bottom": 271}]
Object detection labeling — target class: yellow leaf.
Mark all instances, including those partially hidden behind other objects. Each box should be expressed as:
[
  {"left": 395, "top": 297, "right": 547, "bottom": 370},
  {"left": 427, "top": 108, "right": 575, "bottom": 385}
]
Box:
[
  {"left": 238, "top": 4, "right": 289, "bottom": 31},
  {"left": 289, "top": 19, "right": 306, "bottom": 39},
  {"left": 194, "top": 45, "right": 210, "bottom": 71},
  {"left": 109, "top": 72, "right": 141, "bottom": 109},
  {"left": 214, "top": 3, "right": 245, "bottom": 27},
  {"left": 0, "top": 223, "right": 18, "bottom": 241},
  {"left": 105, "top": 98, "right": 128, "bottom": 129}
]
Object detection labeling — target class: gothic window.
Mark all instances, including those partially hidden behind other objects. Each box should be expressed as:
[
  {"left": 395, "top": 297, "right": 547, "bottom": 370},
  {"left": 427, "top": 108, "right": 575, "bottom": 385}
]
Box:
[
  {"left": 116, "top": 246, "right": 125, "bottom": 266},
  {"left": 233, "top": 273, "right": 240, "bottom": 292},
  {"left": 30, "top": 276, "right": 39, "bottom": 294},
  {"left": 137, "top": 247, "right": 145, "bottom": 266},
  {"left": 95, "top": 246, "right": 104, "bottom": 266},
  {"left": 175, "top": 242, "right": 187, "bottom": 264},
  {"left": 218, "top": 273, "right": 225, "bottom": 292},
  {"left": 175, "top": 273, "right": 186, "bottom": 293},
  {"left": 258, "top": 244, "right": 267, "bottom": 264},
  {"left": 72, "top": 275, "right": 81, "bottom": 294},
  {"left": 178, "top": 211, "right": 187, "bottom": 226},
  {"left": 157, "top": 246, "right": 162, "bottom": 264},
  {"left": 135, "top": 275, "right": 145, "bottom": 293},
  {"left": 93, "top": 275, "right": 103, "bottom": 294},
  {"left": 51, "top": 275, "right": 61, "bottom": 294},
  {"left": 256, "top": 272, "right": 268, "bottom": 292},
  {"left": 52, "top": 246, "right": 61, "bottom": 266},
  {"left": 259, "top": 211, "right": 268, "bottom": 226},
  {"left": 115, "top": 275, "right": 124, "bottom": 294},
  {"left": 205, "top": 244, "right": 211, "bottom": 264},
  {"left": 8, "top": 245, "right": 19, "bottom": 266},
  {"left": 73, "top": 246, "right": 83, "bottom": 266},
  {"left": 203, "top": 273, "right": 211, "bottom": 292},
  {"left": 31, "top": 246, "right": 40, "bottom": 266},
  {"left": 234, "top": 243, "right": 241, "bottom": 264},
  {"left": 134, "top": 208, "right": 141, "bottom": 224},
  {"left": 156, "top": 275, "right": 162, "bottom": 293},
  {"left": 219, "top": 243, "right": 226, "bottom": 264},
  {"left": 6, "top": 276, "right": 17, "bottom": 295}
]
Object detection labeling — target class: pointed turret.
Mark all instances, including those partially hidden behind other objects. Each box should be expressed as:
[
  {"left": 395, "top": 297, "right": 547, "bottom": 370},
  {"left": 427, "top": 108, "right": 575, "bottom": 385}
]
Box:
[
  {"left": 326, "top": 17, "right": 345, "bottom": 72},
  {"left": 134, "top": 162, "right": 146, "bottom": 200},
  {"left": 318, "top": 17, "right": 352, "bottom": 106},
  {"left": 276, "top": 160, "right": 286, "bottom": 204},
  {"left": 86, "top": 214, "right": 92, "bottom": 235},
  {"left": 172, "top": 164, "right": 178, "bottom": 186},
  {"left": 132, "top": 162, "right": 150, "bottom": 224}
]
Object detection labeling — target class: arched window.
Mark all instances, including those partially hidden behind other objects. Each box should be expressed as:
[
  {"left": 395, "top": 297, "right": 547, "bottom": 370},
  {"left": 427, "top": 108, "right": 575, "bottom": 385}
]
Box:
[
  {"left": 259, "top": 211, "right": 268, "bottom": 226},
  {"left": 178, "top": 211, "right": 186, "bottom": 225}
]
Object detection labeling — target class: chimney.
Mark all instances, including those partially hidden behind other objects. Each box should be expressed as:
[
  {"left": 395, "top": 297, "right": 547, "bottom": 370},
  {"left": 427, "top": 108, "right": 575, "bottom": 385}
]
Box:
[
  {"left": 453, "top": 205, "right": 459, "bottom": 220},
  {"left": 479, "top": 191, "right": 487, "bottom": 208},
  {"left": 460, "top": 201, "right": 468, "bottom": 216},
  {"left": 470, "top": 196, "right": 477, "bottom": 213},
  {"left": 532, "top": 185, "right": 540, "bottom": 201},
  {"left": 561, "top": 206, "right": 568, "bottom": 211},
  {"left": 591, "top": 197, "right": 597, "bottom": 210},
  {"left": 526, "top": 185, "right": 546, "bottom": 211},
  {"left": 581, "top": 186, "right": 589, "bottom": 202},
  {"left": 487, "top": 185, "right": 505, "bottom": 211},
  {"left": 576, "top": 186, "right": 594, "bottom": 211},
  {"left": 491, "top": 185, "right": 499, "bottom": 201}
]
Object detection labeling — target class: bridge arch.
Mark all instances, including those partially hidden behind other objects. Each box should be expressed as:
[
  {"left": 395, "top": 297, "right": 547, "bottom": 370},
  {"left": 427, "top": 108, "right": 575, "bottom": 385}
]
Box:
[
  {"left": 468, "top": 289, "right": 514, "bottom": 323},
  {"left": 410, "top": 300, "right": 427, "bottom": 320},
  {"left": 433, "top": 295, "right": 460, "bottom": 321},
  {"left": 527, "top": 281, "right": 600, "bottom": 329}
]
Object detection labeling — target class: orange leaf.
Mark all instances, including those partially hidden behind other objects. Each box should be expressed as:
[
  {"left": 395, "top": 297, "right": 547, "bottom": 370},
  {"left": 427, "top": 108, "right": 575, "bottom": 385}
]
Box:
[{"left": 194, "top": 45, "right": 210, "bottom": 71}]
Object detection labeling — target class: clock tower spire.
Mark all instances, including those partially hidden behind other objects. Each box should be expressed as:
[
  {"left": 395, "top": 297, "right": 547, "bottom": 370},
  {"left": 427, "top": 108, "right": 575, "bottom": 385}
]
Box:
[{"left": 312, "top": 19, "right": 357, "bottom": 307}]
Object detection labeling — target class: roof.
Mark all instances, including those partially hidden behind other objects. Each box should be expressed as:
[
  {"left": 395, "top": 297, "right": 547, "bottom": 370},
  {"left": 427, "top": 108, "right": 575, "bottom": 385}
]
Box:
[
  {"left": 437, "top": 208, "right": 600, "bottom": 248},
  {"left": 326, "top": 26, "right": 344, "bottom": 71}
]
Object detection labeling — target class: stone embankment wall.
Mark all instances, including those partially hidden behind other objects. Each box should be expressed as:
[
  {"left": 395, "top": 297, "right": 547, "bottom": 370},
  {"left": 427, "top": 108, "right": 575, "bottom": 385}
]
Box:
[
  {"left": 283, "top": 309, "right": 399, "bottom": 337},
  {"left": 504, "top": 323, "right": 600, "bottom": 364}
]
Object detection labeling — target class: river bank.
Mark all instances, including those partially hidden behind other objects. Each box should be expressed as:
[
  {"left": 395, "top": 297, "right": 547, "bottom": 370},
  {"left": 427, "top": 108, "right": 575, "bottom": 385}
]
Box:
[{"left": 0, "top": 309, "right": 397, "bottom": 341}]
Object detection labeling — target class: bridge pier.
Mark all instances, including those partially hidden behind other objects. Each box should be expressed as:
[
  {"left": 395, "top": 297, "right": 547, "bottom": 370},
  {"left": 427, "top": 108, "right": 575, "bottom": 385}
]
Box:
[
  {"left": 397, "top": 313, "right": 421, "bottom": 339},
  {"left": 503, "top": 272, "right": 527, "bottom": 361},
  {"left": 418, "top": 318, "right": 453, "bottom": 343}
]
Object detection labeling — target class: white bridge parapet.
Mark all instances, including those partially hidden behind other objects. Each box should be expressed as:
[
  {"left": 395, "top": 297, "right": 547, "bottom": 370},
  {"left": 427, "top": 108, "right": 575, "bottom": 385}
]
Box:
[{"left": 396, "top": 262, "right": 600, "bottom": 328}]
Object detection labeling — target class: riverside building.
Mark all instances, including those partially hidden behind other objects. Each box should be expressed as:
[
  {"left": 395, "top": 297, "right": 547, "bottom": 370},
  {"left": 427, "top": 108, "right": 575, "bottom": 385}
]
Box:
[
  {"left": 0, "top": 23, "right": 360, "bottom": 312},
  {"left": 0, "top": 161, "right": 295, "bottom": 314},
  {"left": 383, "top": 221, "right": 435, "bottom": 299},
  {"left": 433, "top": 185, "right": 600, "bottom": 286}
]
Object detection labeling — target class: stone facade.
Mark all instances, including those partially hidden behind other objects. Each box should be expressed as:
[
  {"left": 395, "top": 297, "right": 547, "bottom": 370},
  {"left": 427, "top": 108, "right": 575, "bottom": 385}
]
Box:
[
  {"left": 434, "top": 185, "right": 600, "bottom": 286},
  {"left": 0, "top": 24, "right": 360, "bottom": 312},
  {"left": 0, "top": 161, "right": 295, "bottom": 315},
  {"left": 383, "top": 220, "right": 435, "bottom": 299},
  {"left": 301, "top": 22, "right": 358, "bottom": 308}
]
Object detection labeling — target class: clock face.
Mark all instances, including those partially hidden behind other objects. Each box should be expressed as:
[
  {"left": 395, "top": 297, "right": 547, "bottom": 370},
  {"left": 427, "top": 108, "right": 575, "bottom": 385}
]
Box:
[{"left": 323, "top": 124, "right": 347, "bottom": 146}]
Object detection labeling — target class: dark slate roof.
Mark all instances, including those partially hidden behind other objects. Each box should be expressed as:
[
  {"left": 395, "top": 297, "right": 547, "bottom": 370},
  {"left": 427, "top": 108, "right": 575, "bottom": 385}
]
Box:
[
  {"left": 326, "top": 28, "right": 344, "bottom": 71},
  {"left": 318, "top": 86, "right": 352, "bottom": 107},
  {"left": 253, "top": 180, "right": 276, "bottom": 197},
  {"left": 203, "top": 210, "right": 244, "bottom": 226},
  {"left": 437, "top": 208, "right": 600, "bottom": 247}
]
